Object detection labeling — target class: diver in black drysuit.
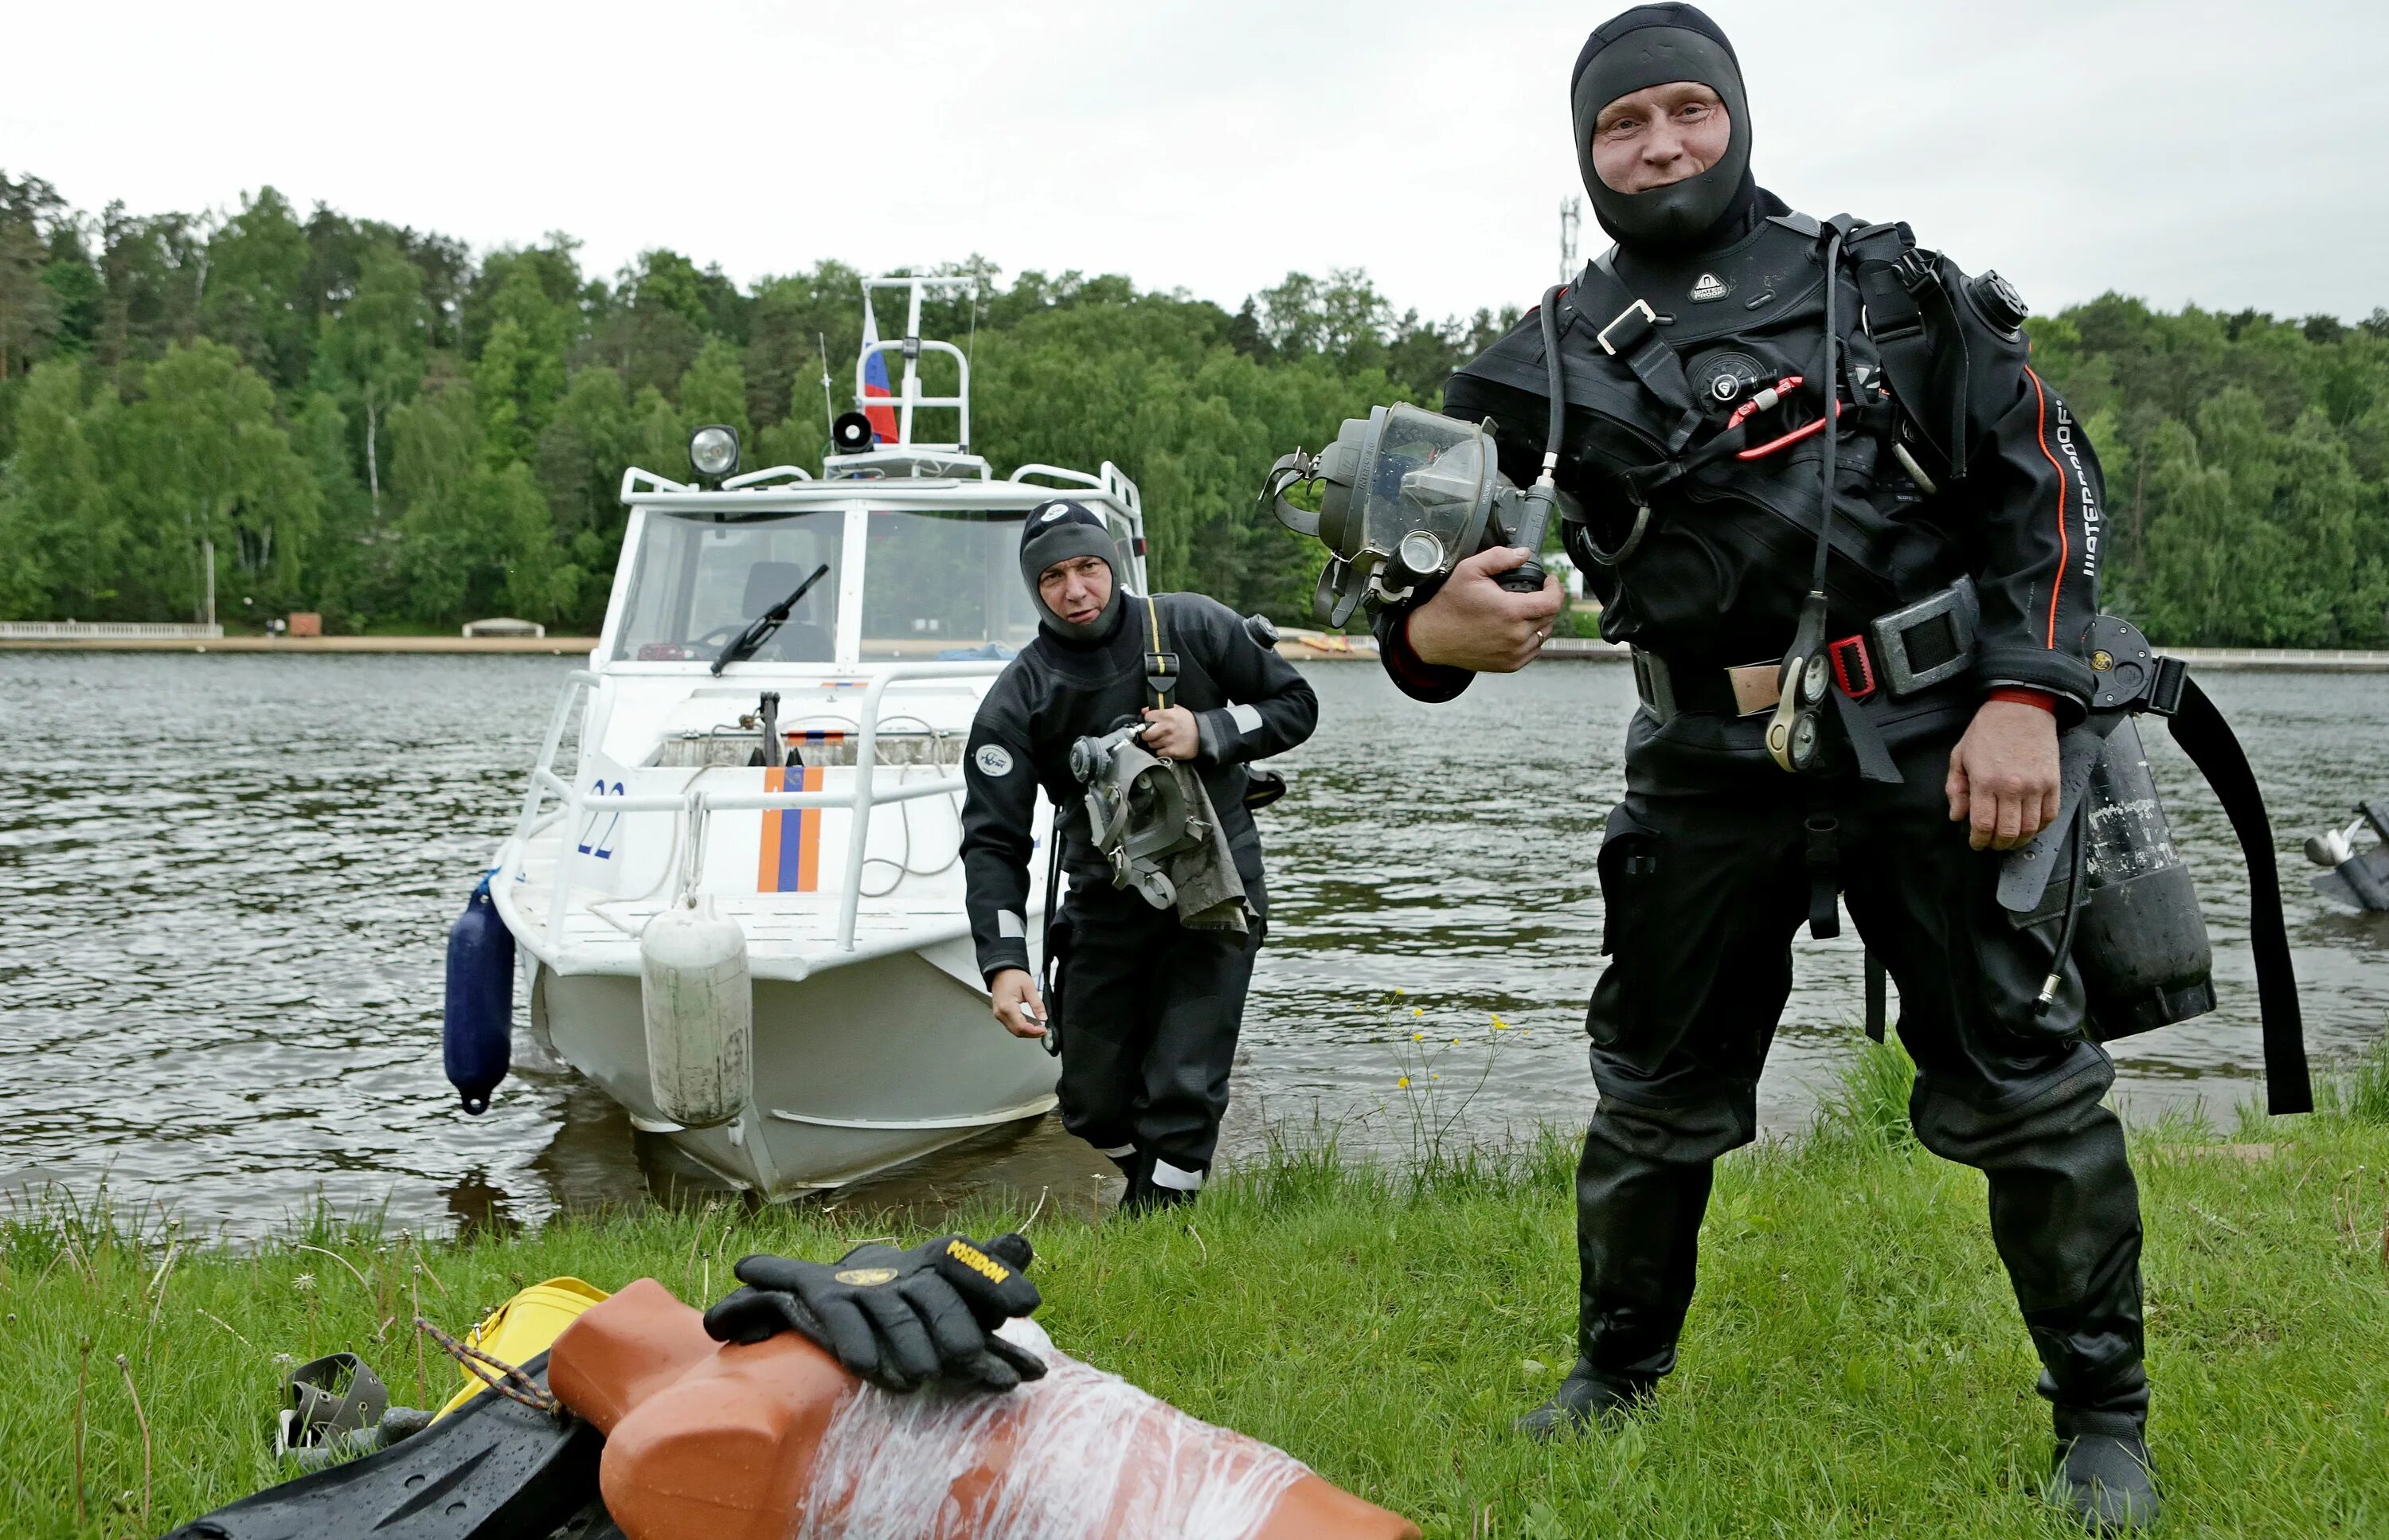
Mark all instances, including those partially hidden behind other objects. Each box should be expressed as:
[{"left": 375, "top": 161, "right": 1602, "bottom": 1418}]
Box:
[
  {"left": 1374, "top": 6, "right": 2155, "bottom": 1527},
  {"left": 962, "top": 500, "right": 1318, "bottom": 1214}
]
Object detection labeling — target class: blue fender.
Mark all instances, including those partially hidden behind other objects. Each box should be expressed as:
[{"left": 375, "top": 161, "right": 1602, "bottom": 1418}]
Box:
[{"left": 444, "top": 874, "right": 514, "bottom": 1115}]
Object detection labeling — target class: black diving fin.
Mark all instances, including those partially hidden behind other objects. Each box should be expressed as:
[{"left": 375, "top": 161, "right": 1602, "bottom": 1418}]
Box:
[{"left": 158, "top": 1350, "right": 600, "bottom": 1540}]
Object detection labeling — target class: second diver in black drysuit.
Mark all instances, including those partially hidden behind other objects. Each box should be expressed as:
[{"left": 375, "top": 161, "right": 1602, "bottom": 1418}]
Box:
[
  {"left": 1373, "top": 6, "right": 2163, "bottom": 1530},
  {"left": 961, "top": 499, "right": 1318, "bottom": 1214}
]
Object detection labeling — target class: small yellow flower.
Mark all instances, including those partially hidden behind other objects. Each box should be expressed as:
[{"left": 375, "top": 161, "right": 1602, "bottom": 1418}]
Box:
[
  {"left": 1411, "top": 1006, "right": 1424, "bottom": 1018},
  {"left": 1492, "top": 1014, "right": 1508, "bottom": 1030},
  {"left": 1431, "top": 1073, "right": 1441, "bottom": 1081},
  {"left": 1397, "top": 1075, "right": 1411, "bottom": 1089},
  {"left": 1393, "top": 987, "right": 1406, "bottom": 996},
  {"left": 1412, "top": 1031, "right": 1423, "bottom": 1042},
  {"left": 1450, "top": 1038, "right": 1460, "bottom": 1046}
]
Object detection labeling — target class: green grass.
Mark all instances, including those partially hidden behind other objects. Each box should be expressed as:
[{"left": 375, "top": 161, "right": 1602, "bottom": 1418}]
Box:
[{"left": 7, "top": 1049, "right": 2389, "bottom": 1538}]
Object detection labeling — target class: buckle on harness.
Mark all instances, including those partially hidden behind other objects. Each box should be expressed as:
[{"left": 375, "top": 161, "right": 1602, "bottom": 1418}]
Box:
[
  {"left": 1892, "top": 246, "right": 1937, "bottom": 294},
  {"left": 1827, "top": 635, "right": 1877, "bottom": 700},
  {"left": 1597, "top": 299, "right": 1659, "bottom": 357},
  {"left": 1867, "top": 578, "right": 1978, "bottom": 696}
]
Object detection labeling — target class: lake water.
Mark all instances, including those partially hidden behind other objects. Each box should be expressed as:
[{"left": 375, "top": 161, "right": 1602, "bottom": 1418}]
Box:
[{"left": 2, "top": 653, "right": 2384, "bottom": 1237}]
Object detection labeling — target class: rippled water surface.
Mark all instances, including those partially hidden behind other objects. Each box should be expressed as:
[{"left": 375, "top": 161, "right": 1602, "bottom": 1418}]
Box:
[{"left": 3, "top": 653, "right": 2385, "bottom": 1236}]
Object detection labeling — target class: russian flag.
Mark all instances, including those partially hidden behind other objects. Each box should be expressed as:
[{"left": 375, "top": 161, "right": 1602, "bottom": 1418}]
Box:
[{"left": 860, "top": 307, "right": 900, "bottom": 444}]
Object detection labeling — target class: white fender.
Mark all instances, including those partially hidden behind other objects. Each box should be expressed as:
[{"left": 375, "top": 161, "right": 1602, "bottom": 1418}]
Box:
[{"left": 638, "top": 897, "right": 753, "bottom": 1129}]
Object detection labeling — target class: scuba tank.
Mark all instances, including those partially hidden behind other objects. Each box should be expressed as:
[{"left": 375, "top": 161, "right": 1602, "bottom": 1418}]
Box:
[
  {"left": 443, "top": 874, "right": 514, "bottom": 1116},
  {"left": 2022, "top": 717, "right": 2218, "bottom": 1039},
  {"left": 1997, "top": 615, "right": 2311, "bottom": 1113},
  {"left": 2071, "top": 717, "right": 2219, "bottom": 1038}
]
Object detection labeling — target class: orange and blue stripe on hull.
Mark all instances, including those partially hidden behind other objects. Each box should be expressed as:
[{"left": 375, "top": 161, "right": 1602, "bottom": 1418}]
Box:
[{"left": 757, "top": 764, "right": 826, "bottom": 893}]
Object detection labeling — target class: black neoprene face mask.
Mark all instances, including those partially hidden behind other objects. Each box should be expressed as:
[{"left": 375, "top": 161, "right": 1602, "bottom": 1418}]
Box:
[
  {"left": 1019, "top": 498, "right": 1125, "bottom": 642},
  {"left": 1571, "top": 5, "right": 1752, "bottom": 252}
]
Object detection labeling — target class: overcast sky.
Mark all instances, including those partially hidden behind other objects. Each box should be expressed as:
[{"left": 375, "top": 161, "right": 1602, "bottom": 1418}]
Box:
[{"left": 8, "top": 1, "right": 2382, "bottom": 326}]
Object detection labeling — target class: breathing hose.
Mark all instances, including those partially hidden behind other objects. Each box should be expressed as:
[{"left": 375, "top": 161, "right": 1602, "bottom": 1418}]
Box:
[
  {"left": 1764, "top": 231, "right": 1847, "bottom": 773},
  {"left": 2035, "top": 797, "right": 2093, "bottom": 1014},
  {"left": 1494, "top": 285, "right": 1572, "bottom": 594}
]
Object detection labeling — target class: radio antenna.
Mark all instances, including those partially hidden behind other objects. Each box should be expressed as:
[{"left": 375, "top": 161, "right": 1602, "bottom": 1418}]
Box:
[{"left": 817, "top": 331, "right": 835, "bottom": 439}]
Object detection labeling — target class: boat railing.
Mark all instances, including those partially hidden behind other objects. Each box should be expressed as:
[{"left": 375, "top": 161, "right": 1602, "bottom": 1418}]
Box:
[
  {"left": 1011, "top": 461, "right": 1144, "bottom": 524},
  {"left": 509, "top": 663, "right": 1007, "bottom": 960},
  {"left": 856, "top": 338, "right": 970, "bottom": 450}
]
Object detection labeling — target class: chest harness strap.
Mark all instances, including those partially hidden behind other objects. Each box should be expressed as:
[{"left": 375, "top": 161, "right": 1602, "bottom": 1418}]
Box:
[{"left": 1143, "top": 593, "right": 1179, "bottom": 712}]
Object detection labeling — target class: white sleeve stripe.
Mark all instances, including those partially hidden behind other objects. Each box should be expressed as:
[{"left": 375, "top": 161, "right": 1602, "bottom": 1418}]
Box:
[
  {"left": 996, "top": 910, "right": 1025, "bottom": 938},
  {"left": 1227, "top": 702, "right": 1264, "bottom": 735}
]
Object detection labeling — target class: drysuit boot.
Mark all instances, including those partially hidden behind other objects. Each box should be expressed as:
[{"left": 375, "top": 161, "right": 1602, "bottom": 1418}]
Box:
[
  {"left": 1569, "top": 1095, "right": 1745, "bottom": 1395},
  {"left": 2052, "top": 1412, "right": 2160, "bottom": 1533},
  {"left": 1108, "top": 1147, "right": 1154, "bottom": 1216},
  {"left": 1116, "top": 1151, "right": 1199, "bottom": 1218},
  {"left": 1513, "top": 1358, "right": 1651, "bottom": 1440},
  {"left": 1119, "top": 1180, "right": 1196, "bottom": 1218}
]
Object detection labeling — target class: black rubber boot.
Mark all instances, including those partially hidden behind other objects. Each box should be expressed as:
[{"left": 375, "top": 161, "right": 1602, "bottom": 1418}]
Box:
[
  {"left": 1108, "top": 1149, "right": 1151, "bottom": 1217},
  {"left": 1116, "top": 1158, "right": 1198, "bottom": 1218},
  {"left": 2051, "top": 1419, "right": 2160, "bottom": 1533},
  {"left": 1514, "top": 1358, "right": 1651, "bottom": 1440}
]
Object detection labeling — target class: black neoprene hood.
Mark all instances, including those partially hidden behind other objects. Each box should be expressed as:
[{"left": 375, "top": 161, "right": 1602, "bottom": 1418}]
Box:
[
  {"left": 1571, "top": 3, "right": 1754, "bottom": 252},
  {"left": 1019, "top": 498, "right": 1125, "bottom": 643}
]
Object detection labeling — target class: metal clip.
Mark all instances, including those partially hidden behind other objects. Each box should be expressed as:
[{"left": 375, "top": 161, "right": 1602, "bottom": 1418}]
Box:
[{"left": 1597, "top": 299, "right": 1659, "bottom": 357}]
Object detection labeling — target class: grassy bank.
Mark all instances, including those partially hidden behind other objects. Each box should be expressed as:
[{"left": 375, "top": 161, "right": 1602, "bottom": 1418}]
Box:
[{"left": 6, "top": 1046, "right": 2387, "bottom": 1538}]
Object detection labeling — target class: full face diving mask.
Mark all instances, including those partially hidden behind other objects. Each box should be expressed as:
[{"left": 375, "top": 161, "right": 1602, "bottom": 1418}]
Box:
[{"left": 1260, "top": 404, "right": 1558, "bottom": 627}]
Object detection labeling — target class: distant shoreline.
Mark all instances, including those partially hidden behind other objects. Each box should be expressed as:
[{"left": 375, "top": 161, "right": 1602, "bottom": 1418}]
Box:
[
  {"left": 0, "top": 635, "right": 598, "bottom": 655},
  {"left": 7, "top": 635, "right": 2388, "bottom": 671}
]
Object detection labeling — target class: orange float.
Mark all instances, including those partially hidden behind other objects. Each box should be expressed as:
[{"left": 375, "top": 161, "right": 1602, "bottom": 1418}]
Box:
[{"left": 550, "top": 1278, "right": 1418, "bottom": 1540}]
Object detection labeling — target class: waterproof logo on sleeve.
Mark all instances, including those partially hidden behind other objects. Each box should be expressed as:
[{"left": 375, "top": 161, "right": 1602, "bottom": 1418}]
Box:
[
  {"left": 1691, "top": 272, "right": 1731, "bottom": 303},
  {"left": 974, "top": 744, "right": 1015, "bottom": 777},
  {"left": 832, "top": 1267, "right": 899, "bottom": 1287}
]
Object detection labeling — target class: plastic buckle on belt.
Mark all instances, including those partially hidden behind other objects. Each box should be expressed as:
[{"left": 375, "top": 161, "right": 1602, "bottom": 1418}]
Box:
[
  {"left": 1891, "top": 247, "right": 1937, "bottom": 294},
  {"left": 2144, "top": 654, "right": 2189, "bottom": 717},
  {"left": 1827, "top": 634, "right": 1876, "bottom": 700},
  {"left": 1597, "top": 299, "right": 1658, "bottom": 357}
]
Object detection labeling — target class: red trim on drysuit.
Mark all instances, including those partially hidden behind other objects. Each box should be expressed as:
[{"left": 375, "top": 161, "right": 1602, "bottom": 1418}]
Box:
[{"left": 2024, "top": 365, "right": 2068, "bottom": 650}]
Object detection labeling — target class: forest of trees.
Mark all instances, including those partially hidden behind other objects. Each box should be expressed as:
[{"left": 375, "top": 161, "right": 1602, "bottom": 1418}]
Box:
[{"left": 2, "top": 169, "right": 2386, "bottom": 646}]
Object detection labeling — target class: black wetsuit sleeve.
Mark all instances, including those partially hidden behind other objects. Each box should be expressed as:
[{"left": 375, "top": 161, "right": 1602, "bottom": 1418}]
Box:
[
  {"left": 960, "top": 689, "right": 1041, "bottom": 983},
  {"left": 1956, "top": 272, "right": 2102, "bottom": 713},
  {"left": 1178, "top": 598, "right": 1320, "bottom": 766},
  {"left": 1370, "top": 596, "right": 1475, "bottom": 703}
]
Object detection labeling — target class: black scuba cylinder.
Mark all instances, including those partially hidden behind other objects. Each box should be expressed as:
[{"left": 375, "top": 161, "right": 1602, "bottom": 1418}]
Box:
[{"left": 2070, "top": 717, "right": 2218, "bottom": 1041}]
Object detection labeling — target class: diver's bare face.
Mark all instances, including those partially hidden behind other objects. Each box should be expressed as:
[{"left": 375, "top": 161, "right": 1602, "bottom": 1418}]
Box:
[
  {"left": 1591, "top": 81, "right": 1730, "bottom": 194},
  {"left": 1038, "top": 555, "right": 1113, "bottom": 628}
]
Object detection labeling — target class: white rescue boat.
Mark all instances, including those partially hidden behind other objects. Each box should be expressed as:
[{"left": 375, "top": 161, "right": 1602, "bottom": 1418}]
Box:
[{"left": 485, "top": 276, "right": 1149, "bottom": 1197}]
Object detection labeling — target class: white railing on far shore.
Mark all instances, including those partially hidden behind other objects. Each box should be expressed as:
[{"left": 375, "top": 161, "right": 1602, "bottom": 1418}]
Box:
[{"left": 0, "top": 620, "right": 225, "bottom": 640}]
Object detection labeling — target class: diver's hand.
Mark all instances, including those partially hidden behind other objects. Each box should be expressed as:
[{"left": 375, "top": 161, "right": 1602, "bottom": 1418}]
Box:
[
  {"left": 990, "top": 968, "right": 1046, "bottom": 1038},
  {"left": 1136, "top": 705, "right": 1199, "bottom": 760},
  {"left": 1946, "top": 699, "right": 2062, "bottom": 851},
  {"left": 1404, "top": 547, "right": 1564, "bottom": 672}
]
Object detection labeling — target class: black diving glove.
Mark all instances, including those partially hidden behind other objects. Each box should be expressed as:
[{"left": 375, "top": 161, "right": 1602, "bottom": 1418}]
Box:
[{"left": 701, "top": 1233, "right": 1046, "bottom": 1393}]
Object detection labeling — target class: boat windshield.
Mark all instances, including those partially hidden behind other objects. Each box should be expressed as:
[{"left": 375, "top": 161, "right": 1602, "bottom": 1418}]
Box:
[
  {"left": 860, "top": 509, "right": 1050, "bottom": 659},
  {"left": 612, "top": 512, "right": 843, "bottom": 663}
]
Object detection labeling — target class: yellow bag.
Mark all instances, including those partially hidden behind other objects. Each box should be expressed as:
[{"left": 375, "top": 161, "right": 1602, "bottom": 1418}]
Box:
[{"left": 433, "top": 1276, "right": 611, "bottom": 1421}]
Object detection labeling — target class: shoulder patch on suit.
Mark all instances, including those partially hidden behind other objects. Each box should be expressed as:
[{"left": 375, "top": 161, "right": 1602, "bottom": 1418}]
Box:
[{"left": 973, "top": 744, "right": 1015, "bottom": 777}]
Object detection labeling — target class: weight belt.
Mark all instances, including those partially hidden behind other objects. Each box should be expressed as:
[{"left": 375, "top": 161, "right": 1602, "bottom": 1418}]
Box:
[{"left": 1632, "top": 577, "right": 1978, "bottom": 724}]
